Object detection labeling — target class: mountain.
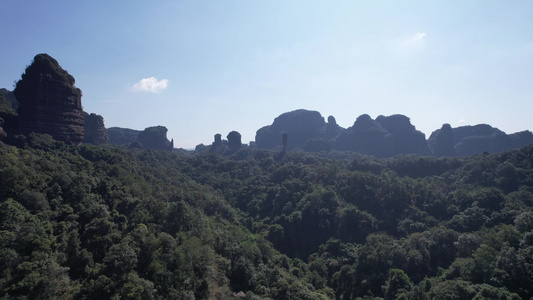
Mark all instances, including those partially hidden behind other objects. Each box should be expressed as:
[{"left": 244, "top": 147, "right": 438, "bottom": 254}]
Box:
[
  {"left": 108, "top": 126, "right": 174, "bottom": 151},
  {"left": 108, "top": 127, "right": 140, "bottom": 145},
  {"left": 255, "top": 110, "right": 432, "bottom": 157},
  {"left": 428, "top": 124, "right": 533, "bottom": 157},
  {"left": 3, "top": 54, "right": 533, "bottom": 158},
  {"left": 14, "top": 54, "right": 85, "bottom": 144},
  {"left": 83, "top": 112, "right": 109, "bottom": 145},
  {"left": 332, "top": 114, "right": 431, "bottom": 157},
  {"left": 255, "top": 109, "right": 328, "bottom": 150}
]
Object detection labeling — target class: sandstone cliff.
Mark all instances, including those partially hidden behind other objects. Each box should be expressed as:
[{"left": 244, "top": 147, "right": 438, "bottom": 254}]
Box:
[
  {"left": 14, "top": 54, "right": 84, "bottom": 144},
  {"left": 83, "top": 112, "right": 108, "bottom": 145}
]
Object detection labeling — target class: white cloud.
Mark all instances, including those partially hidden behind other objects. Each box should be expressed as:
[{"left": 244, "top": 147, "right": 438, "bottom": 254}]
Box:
[
  {"left": 398, "top": 32, "right": 427, "bottom": 52},
  {"left": 132, "top": 77, "right": 168, "bottom": 93}
]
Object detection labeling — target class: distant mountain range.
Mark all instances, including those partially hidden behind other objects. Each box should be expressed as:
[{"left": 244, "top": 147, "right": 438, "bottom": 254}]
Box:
[
  {"left": 251, "top": 109, "right": 533, "bottom": 157},
  {"left": 2, "top": 54, "right": 532, "bottom": 157}
]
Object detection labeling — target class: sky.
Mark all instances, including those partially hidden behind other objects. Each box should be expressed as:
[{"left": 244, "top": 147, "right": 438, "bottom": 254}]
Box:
[{"left": 1, "top": 1, "right": 532, "bottom": 149}]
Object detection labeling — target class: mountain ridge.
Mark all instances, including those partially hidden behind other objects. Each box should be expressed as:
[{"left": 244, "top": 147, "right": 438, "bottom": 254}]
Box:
[{"left": 1, "top": 54, "right": 532, "bottom": 157}]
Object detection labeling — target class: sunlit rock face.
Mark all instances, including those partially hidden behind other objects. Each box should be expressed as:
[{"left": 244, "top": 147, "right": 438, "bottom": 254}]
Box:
[
  {"left": 14, "top": 54, "right": 84, "bottom": 144},
  {"left": 84, "top": 112, "right": 108, "bottom": 145}
]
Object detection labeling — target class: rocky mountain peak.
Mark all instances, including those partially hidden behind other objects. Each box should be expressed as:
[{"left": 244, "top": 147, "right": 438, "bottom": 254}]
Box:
[{"left": 14, "top": 53, "right": 84, "bottom": 144}]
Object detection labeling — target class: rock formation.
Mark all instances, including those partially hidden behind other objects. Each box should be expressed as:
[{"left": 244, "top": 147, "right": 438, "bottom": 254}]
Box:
[
  {"left": 428, "top": 124, "right": 533, "bottom": 156},
  {"left": 83, "top": 112, "right": 108, "bottom": 145},
  {"left": 332, "top": 114, "right": 433, "bottom": 157},
  {"left": 108, "top": 127, "right": 140, "bottom": 146},
  {"left": 333, "top": 114, "right": 392, "bottom": 157},
  {"left": 227, "top": 131, "right": 242, "bottom": 152},
  {"left": 14, "top": 54, "right": 85, "bottom": 144},
  {"left": 256, "top": 109, "right": 533, "bottom": 157},
  {"left": 375, "top": 114, "right": 431, "bottom": 156},
  {"left": 255, "top": 109, "right": 327, "bottom": 150},
  {"left": 137, "top": 126, "right": 174, "bottom": 151},
  {"left": 213, "top": 133, "right": 222, "bottom": 147},
  {"left": 325, "top": 115, "right": 343, "bottom": 141},
  {"left": 430, "top": 124, "right": 455, "bottom": 156}
]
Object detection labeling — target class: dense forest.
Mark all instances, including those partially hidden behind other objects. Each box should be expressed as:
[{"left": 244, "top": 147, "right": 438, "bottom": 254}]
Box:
[{"left": 1, "top": 133, "right": 533, "bottom": 299}]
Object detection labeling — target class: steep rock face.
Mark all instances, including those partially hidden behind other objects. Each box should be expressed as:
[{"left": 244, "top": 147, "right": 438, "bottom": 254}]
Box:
[
  {"left": 83, "top": 112, "right": 108, "bottom": 145},
  {"left": 14, "top": 54, "right": 84, "bottom": 144},
  {"left": 227, "top": 131, "right": 242, "bottom": 152},
  {"left": 108, "top": 127, "right": 140, "bottom": 146},
  {"left": 430, "top": 123, "right": 455, "bottom": 156},
  {"left": 333, "top": 114, "right": 429, "bottom": 157},
  {"left": 137, "top": 126, "right": 174, "bottom": 151},
  {"left": 212, "top": 133, "right": 222, "bottom": 148},
  {"left": 428, "top": 124, "right": 533, "bottom": 156},
  {"left": 375, "top": 114, "right": 431, "bottom": 156},
  {"left": 255, "top": 109, "right": 326, "bottom": 150}
]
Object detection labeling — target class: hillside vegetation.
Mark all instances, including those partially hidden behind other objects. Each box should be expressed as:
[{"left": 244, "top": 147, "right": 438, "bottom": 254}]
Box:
[{"left": 1, "top": 134, "right": 533, "bottom": 299}]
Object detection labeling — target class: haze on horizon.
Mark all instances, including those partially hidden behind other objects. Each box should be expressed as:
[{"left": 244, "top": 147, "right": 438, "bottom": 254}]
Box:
[{"left": 1, "top": 1, "right": 532, "bottom": 149}]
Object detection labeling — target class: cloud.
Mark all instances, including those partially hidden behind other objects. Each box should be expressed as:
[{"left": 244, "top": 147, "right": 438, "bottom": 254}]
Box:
[
  {"left": 398, "top": 32, "right": 427, "bottom": 52},
  {"left": 132, "top": 77, "right": 168, "bottom": 93}
]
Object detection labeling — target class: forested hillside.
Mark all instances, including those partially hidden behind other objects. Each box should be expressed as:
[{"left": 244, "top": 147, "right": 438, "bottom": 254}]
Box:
[{"left": 1, "top": 134, "right": 532, "bottom": 299}]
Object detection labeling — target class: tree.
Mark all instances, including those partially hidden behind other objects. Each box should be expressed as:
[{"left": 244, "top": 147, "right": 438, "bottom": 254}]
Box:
[{"left": 383, "top": 269, "right": 413, "bottom": 300}]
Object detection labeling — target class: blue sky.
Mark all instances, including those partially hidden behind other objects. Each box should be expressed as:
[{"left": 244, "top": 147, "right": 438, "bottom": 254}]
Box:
[{"left": 1, "top": 1, "right": 532, "bottom": 148}]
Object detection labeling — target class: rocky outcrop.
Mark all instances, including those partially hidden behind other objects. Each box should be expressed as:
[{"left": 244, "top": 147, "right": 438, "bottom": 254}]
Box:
[
  {"left": 255, "top": 109, "right": 327, "bottom": 150},
  {"left": 333, "top": 114, "right": 390, "bottom": 156},
  {"left": 375, "top": 114, "right": 431, "bottom": 156},
  {"left": 430, "top": 124, "right": 455, "bottom": 156},
  {"left": 108, "top": 126, "right": 173, "bottom": 151},
  {"left": 428, "top": 124, "right": 533, "bottom": 156},
  {"left": 227, "top": 131, "right": 242, "bottom": 153},
  {"left": 14, "top": 54, "right": 84, "bottom": 144},
  {"left": 255, "top": 110, "right": 430, "bottom": 157},
  {"left": 137, "top": 126, "right": 174, "bottom": 151},
  {"left": 212, "top": 133, "right": 222, "bottom": 148},
  {"left": 325, "top": 116, "right": 343, "bottom": 141},
  {"left": 83, "top": 112, "right": 108, "bottom": 145},
  {"left": 332, "top": 114, "right": 430, "bottom": 157},
  {"left": 256, "top": 110, "right": 533, "bottom": 157},
  {"left": 108, "top": 127, "right": 140, "bottom": 146}
]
